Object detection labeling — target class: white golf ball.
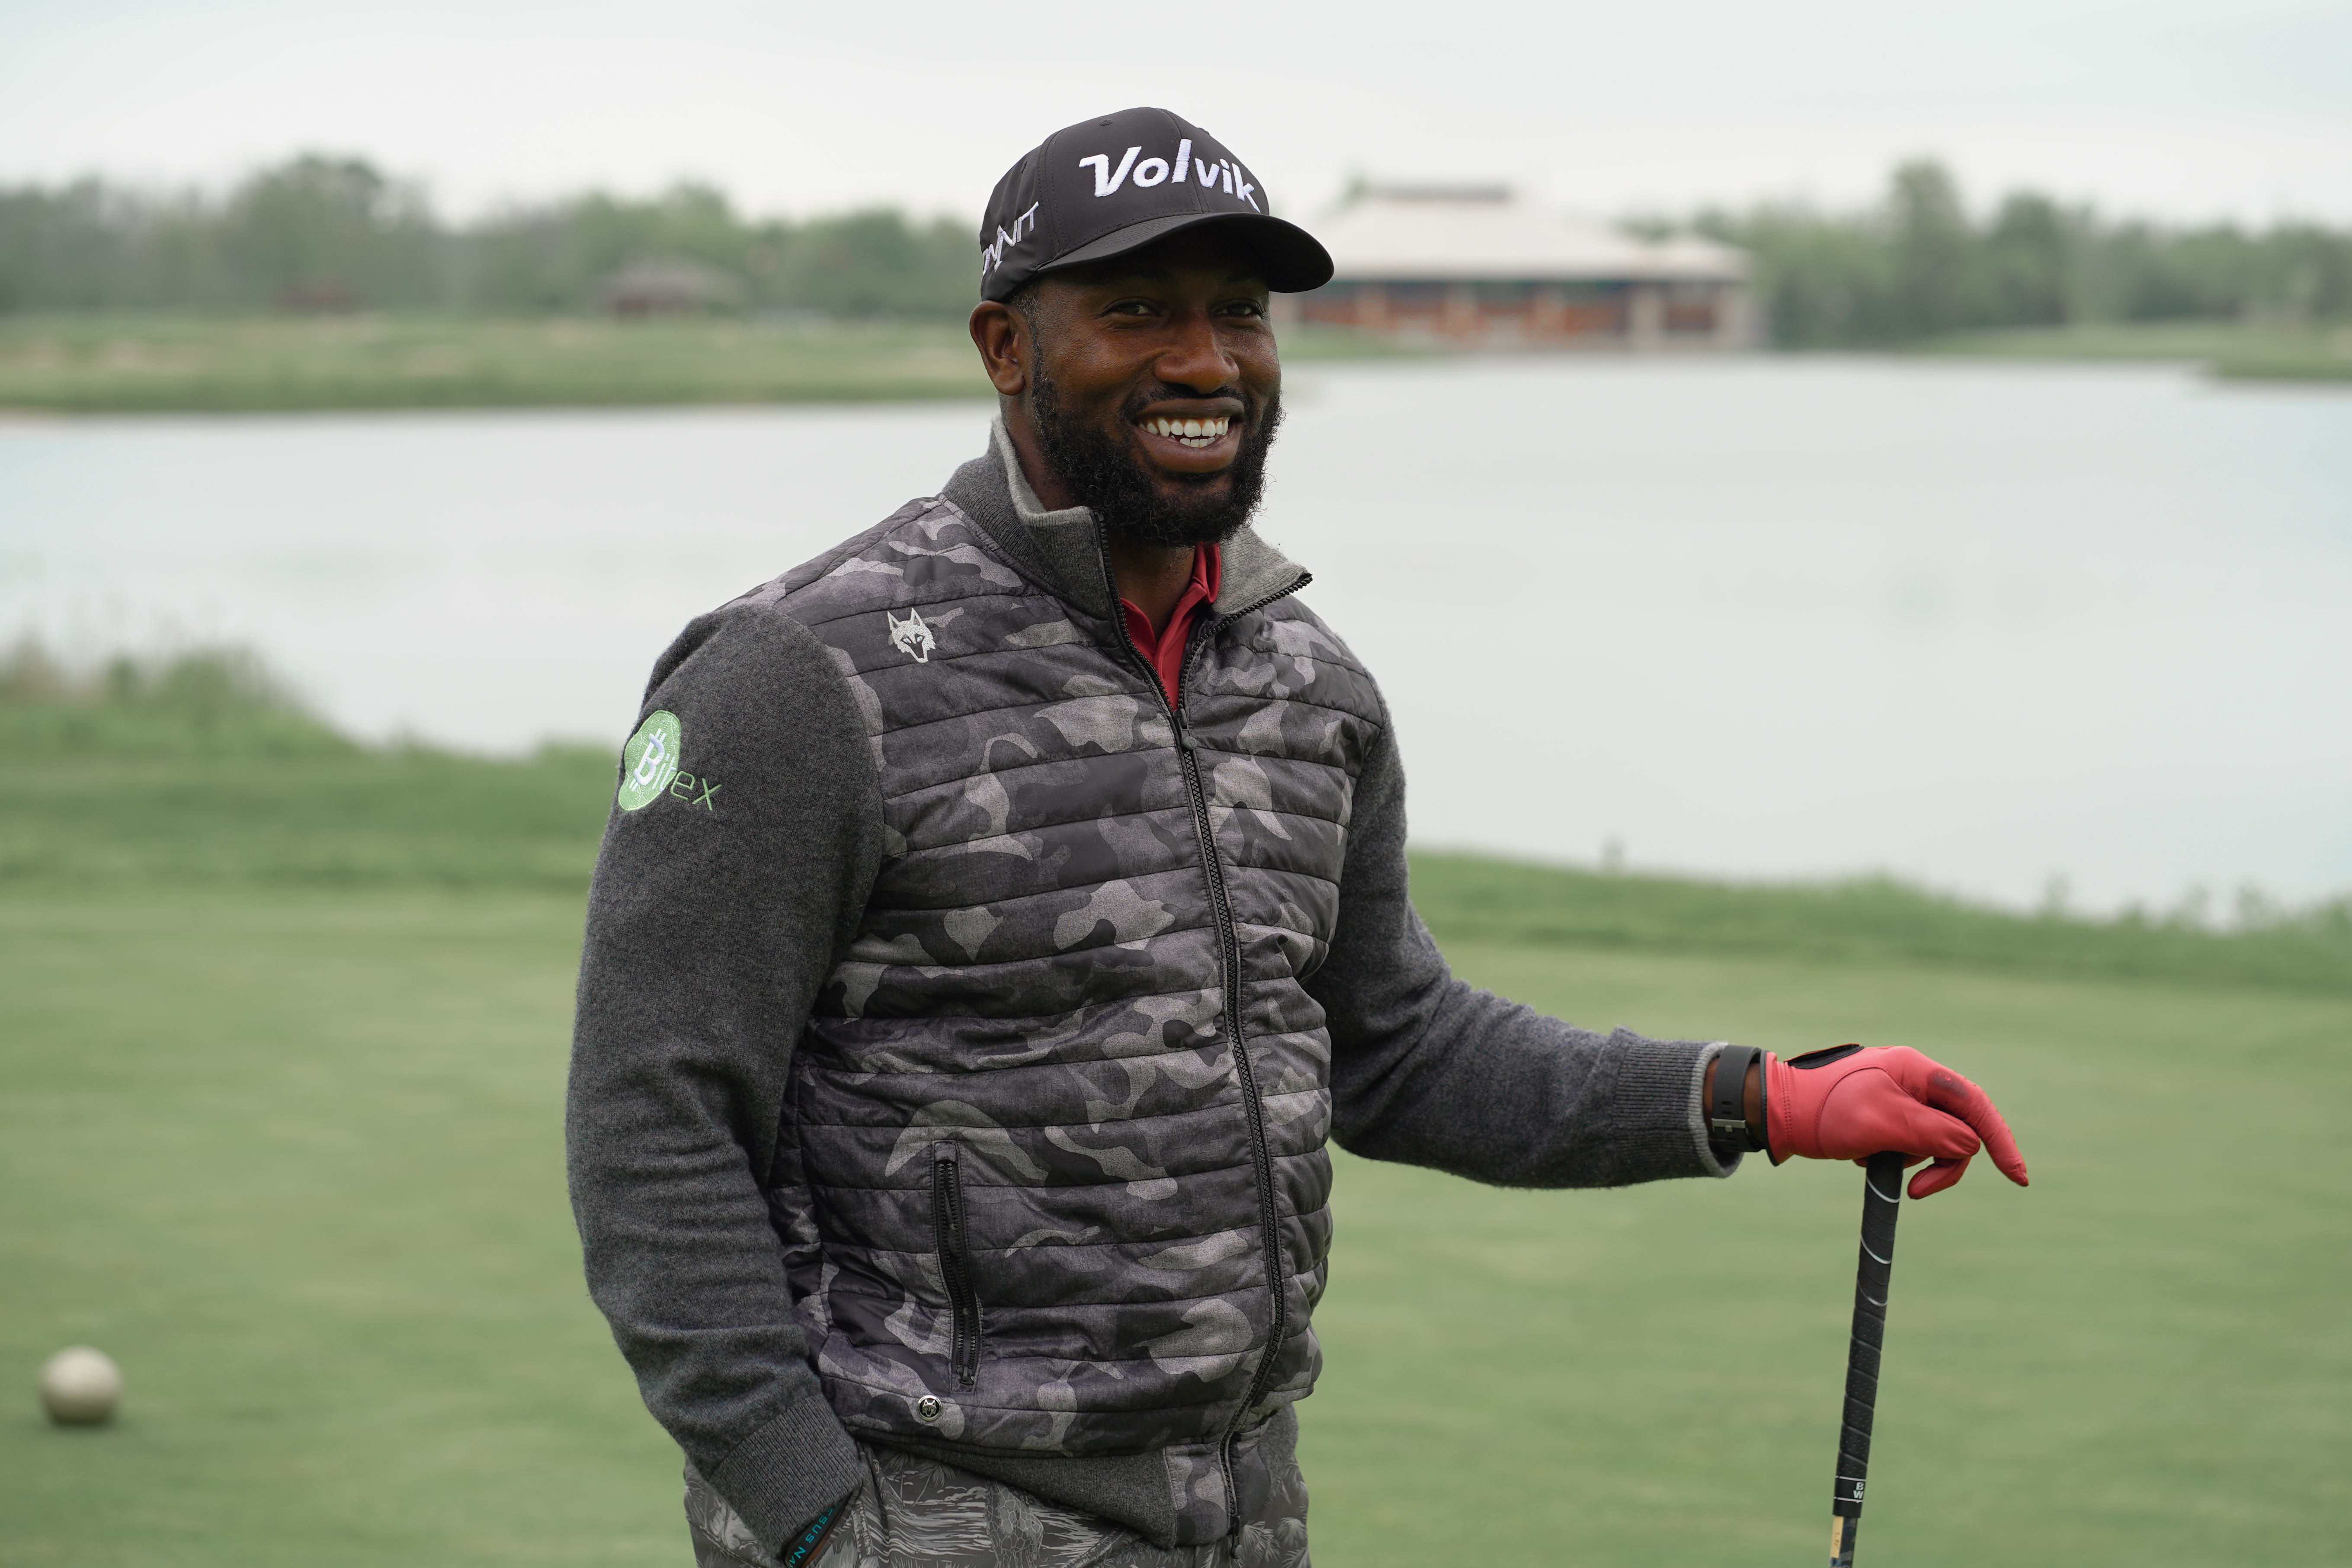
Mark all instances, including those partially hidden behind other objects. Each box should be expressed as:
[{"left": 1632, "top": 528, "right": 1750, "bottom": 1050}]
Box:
[{"left": 39, "top": 1347, "right": 122, "bottom": 1425}]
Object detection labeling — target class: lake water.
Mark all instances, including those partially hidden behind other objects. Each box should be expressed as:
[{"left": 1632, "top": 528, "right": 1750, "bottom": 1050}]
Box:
[{"left": 3, "top": 358, "right": 2347, "bottom": 913}]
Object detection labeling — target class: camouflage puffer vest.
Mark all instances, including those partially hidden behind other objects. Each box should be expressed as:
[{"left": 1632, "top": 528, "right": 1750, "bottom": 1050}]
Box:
[{"left": 758, "top": 480, "right": 1381, "bottom": 1535}]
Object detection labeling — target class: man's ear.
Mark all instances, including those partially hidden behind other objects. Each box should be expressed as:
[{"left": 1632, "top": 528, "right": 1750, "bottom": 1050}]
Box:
[{"left": 969, "top": 301, "right": 1029, "bottom": 397}]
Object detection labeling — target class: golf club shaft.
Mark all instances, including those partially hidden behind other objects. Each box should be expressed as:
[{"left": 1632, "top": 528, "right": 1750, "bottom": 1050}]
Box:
[{"left": 1829, "top": 1151, "right": 1907, "bottom": 1568}]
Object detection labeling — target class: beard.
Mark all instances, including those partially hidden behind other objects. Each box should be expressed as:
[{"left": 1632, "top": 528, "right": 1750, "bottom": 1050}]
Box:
[{"left": 1028, "top": 369, "right": 1284, "bottom": 549}]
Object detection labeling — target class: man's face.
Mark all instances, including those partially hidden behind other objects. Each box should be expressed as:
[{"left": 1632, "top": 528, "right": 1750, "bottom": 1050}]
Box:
[{"left": 1005, "top": 231, "right": 1284, "bottom": 547}]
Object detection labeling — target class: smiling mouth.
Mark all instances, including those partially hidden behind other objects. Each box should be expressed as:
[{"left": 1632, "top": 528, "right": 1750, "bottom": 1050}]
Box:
[{"left": 1137, "top": 414, "right": 1231, "bottom": 449}]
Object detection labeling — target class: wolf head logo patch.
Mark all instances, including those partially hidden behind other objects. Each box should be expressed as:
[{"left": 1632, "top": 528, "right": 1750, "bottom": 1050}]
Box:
[{"left": 885, "top": 609, "right": 937, "bottom": 664}]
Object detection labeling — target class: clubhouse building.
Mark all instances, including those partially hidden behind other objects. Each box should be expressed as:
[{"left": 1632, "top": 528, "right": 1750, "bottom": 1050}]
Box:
[{"left": 1284, "top": 185, "right": 1755, "bottom": 351}]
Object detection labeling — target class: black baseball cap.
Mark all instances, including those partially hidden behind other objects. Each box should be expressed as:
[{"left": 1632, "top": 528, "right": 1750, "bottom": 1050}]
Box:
[{"left": 977, "top": 107, "right": 1334, "bottom": 303}]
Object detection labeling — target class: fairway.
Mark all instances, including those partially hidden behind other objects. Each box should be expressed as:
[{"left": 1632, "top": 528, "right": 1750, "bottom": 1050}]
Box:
[
  {"left": 0, "top": 893, "right": 676, "bottom": 1567},
  {"left": 5, "top": 890, "right": 2346, "bottom": 1565}
]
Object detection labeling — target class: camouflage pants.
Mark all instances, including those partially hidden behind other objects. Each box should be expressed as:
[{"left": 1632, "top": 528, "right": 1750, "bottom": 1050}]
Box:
[{"left": 685, "top": 1443, "right": 1310, "bottom": 1568}]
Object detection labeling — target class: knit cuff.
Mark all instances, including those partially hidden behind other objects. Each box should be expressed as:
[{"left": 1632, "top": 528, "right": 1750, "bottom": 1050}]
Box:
[
  {"left": 1591, "top": 1029, "right": 1741, "bottom": 1184},
  {"left": 706, "top": 1382, "right": 865, "bottom": 1556}
]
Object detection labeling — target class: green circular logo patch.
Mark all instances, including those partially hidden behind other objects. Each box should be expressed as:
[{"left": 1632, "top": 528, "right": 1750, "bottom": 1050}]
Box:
[{"left": 618, "top": 710, "right": 683, "bottom": 811}]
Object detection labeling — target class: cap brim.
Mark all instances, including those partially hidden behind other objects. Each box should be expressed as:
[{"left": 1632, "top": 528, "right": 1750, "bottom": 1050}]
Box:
[{"left": 1039, "top": 212, "right": 1334, "bottom": 293}]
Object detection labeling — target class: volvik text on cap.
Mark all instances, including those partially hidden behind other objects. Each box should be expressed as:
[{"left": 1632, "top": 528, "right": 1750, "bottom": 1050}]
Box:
[{"left": 978, "top": 107, "right": 1334, "bottom": 304}]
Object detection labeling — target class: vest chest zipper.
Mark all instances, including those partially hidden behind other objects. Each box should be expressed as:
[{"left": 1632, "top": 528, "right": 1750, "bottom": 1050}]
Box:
[
  {"left": 932, "top": 1150, "right": 980, "bottom": 1389},
  {"left": 1172, "top": 701, "right": 1273, "bottom": 1537},
  {"left": 1095, "top": 529, "right": 1311, "bottom": 1538}
]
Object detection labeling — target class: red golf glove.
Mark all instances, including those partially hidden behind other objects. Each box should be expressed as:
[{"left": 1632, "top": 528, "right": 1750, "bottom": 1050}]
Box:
[{"left": 1765, "top": 1045, "right": 2029, "bottom": 1199}]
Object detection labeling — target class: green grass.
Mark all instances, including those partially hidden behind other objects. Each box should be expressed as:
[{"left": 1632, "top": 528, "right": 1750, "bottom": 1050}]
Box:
[
  {"left": 0, "top": 651, "right": 613, "bottom": 888},
  {"left": 1917, "top": 318, "right": 2352, "bottom": 382},
  {"left": 0, "top": 892, "right": 676, "bottom": 1567},
  {"left": 0, "top": 313, "right": 993, "bottom": 412},
  {"left": 1307, "top": 944, "right": 2352, "bottom": 1568},
  {"left": 0, "top": 737, "right": 612, "bottom": 887},
  {"left": 6, "top": 311, "right": 2342, "bottom": 416},
  {"left": 0, "top": 313, "right": 1420, "bottom": 414},
  {"left": 1407, "top": 852, "right": 2352, "bottom": 996},
  {"left": 4, "top": 655, "right": 2347, "bottom": 1564},
  {"left": 7, "top": 903, "right": 2346, "bottom": 1566},
  {"left": 10, "top": 659, "right": 2341, "bottom": 989}
]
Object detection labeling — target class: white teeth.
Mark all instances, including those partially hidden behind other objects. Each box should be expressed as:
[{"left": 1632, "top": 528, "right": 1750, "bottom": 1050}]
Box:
[{"left": 1142, "top": 415, "right": 1229, "bottom": 447}]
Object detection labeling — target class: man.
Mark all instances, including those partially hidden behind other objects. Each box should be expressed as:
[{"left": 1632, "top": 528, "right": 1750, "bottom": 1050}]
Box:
[{"left": 566, "top": 106, "right": 2028, "bottom": 1568}]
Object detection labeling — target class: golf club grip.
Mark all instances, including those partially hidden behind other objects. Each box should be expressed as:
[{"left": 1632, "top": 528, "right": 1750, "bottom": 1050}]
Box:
[{"left": 1829, "top": 1151, "right": 1907, "bottom": 1566}]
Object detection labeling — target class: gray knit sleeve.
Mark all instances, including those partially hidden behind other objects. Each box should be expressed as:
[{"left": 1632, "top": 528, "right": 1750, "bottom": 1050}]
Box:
[
  {"left": 566, "top": 602, "right": 881, "bottom": 1552},
  {"left": 1308, "top": 692, "right": 1737, "bottom": 1187}
]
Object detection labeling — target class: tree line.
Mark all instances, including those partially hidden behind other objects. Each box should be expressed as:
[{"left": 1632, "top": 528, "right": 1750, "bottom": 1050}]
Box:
[
  {"left": 0, "top": 155, "right": 975, "bottom": 319},
  {"left": 2, "top": 152, "right": 2346, "bottom": 340},
  {"left": 1690, "top": 160, "right": 2351, "bottom": 346}
]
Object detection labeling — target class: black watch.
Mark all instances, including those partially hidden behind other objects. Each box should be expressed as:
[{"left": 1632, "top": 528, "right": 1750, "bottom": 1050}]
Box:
[{"left": 1710, "top": 1044, "right": 1766, "bottom": 1154}]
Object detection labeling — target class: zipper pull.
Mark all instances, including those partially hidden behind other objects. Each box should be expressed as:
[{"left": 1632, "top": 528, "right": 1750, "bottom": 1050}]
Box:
[{"left": 1172, "top": 711, "right": 1200, "bottom": 752}]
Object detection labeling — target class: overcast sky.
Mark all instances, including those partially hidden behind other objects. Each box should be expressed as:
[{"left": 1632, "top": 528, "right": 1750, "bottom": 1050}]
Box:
[{"left": 4, "top": 0, "right": 2347, "bottom": 226}]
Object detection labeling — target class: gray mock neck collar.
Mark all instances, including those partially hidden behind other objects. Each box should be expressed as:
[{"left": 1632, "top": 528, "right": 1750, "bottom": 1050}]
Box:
[
  {"left": 943, "top": 415, "right": 1311, "bottom": 623},
  {"left": 992, "top": 415, "right": 1095, "bottom": 533}
]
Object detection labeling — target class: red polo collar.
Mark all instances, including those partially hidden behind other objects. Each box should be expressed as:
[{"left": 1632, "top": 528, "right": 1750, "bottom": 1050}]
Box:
[{"left": 1118, "top": 544, "right": 1221, "bottom": 705}]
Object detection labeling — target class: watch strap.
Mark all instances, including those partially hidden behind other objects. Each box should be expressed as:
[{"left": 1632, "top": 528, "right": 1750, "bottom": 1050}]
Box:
[{"left": 1711, "top": 1044, "right": 1763, "bottom": 1152}]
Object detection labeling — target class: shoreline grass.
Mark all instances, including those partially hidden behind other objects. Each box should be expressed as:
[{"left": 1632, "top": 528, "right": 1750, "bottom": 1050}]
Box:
[
  {"left": 0, "top": 312, "right": 1423, "bottom": 415},
  {"left": 1913, "top": 317, "right": 2352, "bottom": 383},
  {"left": 0, "top": 312, "right": 995, "bottom": 413},
  {"left": 6, "top": 311, "right": 2342, "bottom": 415},
  {"left": 6, "top": 646, "right": 2342, "bottom": 989},
  {"left": 1407, "top": 853, "right": 2352, "bottom": 996}
]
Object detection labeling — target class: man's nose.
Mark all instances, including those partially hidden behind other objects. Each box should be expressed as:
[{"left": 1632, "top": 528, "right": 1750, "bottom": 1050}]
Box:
[{"left": 1154, "top": 308, "right": 1239, "bottom": 394}]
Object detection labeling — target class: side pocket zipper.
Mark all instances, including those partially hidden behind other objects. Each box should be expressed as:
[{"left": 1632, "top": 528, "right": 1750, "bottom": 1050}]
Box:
[{"left": 930, "top": 1146, "right": 980, "bottom": 1389}]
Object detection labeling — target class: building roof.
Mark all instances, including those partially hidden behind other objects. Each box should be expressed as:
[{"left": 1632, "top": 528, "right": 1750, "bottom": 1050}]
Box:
[
  {"left": 599, "top": 258, "right": 744, "bottom": 313},
  {"left": 1311, "top": 186, "right": 1747, "bottom": 284}
]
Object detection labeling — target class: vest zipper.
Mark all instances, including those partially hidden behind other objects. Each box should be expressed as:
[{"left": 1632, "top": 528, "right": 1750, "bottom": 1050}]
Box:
[
  {"left": 1093, "top": 526, "right": 1312, "bottom": 1536},
  {"left": 932, "top": 1148, "right": 980, "bottom": 1389}
]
